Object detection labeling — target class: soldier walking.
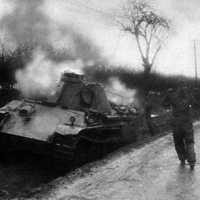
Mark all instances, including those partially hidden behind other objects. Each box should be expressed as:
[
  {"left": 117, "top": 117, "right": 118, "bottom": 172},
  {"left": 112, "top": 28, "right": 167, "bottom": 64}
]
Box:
[{"left": 164, "top": 86, "right": 196, "bottom": 170}]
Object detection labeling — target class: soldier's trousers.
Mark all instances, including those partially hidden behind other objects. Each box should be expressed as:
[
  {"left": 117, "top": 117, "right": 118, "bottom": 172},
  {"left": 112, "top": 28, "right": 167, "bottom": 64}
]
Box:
[{"left": 172, "top": 122, "right": 196, "bottom": 164}]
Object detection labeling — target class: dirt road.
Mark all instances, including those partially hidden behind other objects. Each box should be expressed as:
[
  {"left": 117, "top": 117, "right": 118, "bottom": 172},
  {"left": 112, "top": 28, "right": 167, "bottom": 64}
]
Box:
[{"left": 28, "top": 122, "right": 200, "bottom": 200}]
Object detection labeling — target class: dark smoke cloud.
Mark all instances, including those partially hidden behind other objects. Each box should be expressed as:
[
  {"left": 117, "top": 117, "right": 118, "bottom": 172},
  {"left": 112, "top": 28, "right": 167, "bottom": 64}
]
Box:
[
  {"left": 43, "top": 26, "right": 103, "bottom": 63},
  {"left": 0, "top": 0, "right": 104, "bottom": 63},
  {"left": 0, "top": 0, "right": 108, "bottom": 97},
  {"left": 1, "top": 0, "right": 49, "bottom": 45}
]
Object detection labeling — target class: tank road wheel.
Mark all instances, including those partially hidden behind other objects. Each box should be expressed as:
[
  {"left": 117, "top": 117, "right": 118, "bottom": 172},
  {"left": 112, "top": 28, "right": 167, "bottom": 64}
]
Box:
[
  {"left": 51, "top": 134, "right": 77, "bottom": 172},
  {"left": 73, "top": 140, "right": 91, "bottom": 166}
]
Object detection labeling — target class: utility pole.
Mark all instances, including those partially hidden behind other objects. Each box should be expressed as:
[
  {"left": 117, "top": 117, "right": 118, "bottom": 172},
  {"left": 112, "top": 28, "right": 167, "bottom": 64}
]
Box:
[{"left": 194, "top": 40, "right": 198, "bottom": 86}]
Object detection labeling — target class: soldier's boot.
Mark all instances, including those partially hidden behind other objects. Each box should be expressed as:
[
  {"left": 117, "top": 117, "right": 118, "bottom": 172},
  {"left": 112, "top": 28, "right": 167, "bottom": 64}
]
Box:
[
  {"left": 189, "top": 162, "right": 195, "bottom": 170},
  {"left": 174, "top": 143, "right": 186, "bottom": 166},
  {"left": 180, "top": 159, "right": 185, "bottom": 166},
  {"left": 173, "top": 133, "right": 186, "bottom": 166},
  {"left": 186, "top": 143, "right": 196, "bottom": 170}
]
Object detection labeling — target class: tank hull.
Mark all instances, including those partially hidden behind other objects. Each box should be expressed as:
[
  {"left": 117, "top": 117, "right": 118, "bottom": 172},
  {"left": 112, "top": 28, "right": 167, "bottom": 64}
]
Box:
[{"left": 0, "top": 121, "right": 136, "bottom": 170}]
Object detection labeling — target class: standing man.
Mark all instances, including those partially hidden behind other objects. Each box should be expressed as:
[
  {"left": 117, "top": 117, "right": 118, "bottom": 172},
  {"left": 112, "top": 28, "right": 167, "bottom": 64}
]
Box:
[{"left": 164, "top": 86, "right": 196, "bottom": 170}]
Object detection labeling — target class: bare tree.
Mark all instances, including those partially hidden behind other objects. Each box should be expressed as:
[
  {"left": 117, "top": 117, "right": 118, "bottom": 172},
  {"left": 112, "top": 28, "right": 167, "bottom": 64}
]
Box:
[
  {"left": 119, "top": 0, "right": 170, "bottom": 76},
  {"left": 118, "top": 0, "right": 170, "bottom": 135}
]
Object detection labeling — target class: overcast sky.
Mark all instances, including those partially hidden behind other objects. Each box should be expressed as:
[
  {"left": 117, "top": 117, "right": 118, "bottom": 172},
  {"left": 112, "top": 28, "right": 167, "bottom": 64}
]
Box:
[{"left": 0, "top": 0, "right": 200, "bottom": 77}]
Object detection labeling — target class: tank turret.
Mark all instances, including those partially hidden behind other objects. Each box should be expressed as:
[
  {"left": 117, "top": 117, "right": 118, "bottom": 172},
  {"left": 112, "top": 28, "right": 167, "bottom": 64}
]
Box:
[{"left": 46, "top": 72, "right": 112, "bottom": 114}]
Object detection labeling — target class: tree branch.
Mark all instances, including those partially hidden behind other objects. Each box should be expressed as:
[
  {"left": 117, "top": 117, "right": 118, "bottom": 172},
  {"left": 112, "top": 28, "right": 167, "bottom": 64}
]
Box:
[
  {"left": 151, "top": 44, "right": 161, "bottom": 65},
  {"left": 135, "top": 35, "right": 145, "bottom": 61}
]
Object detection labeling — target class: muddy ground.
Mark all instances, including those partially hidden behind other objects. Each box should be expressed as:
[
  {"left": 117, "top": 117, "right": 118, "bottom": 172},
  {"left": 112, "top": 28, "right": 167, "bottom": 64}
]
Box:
[
  {"left": 0, "top": 125, "right": 173, "bottom": 200},
  {"left": 0, "top": 129, "right": 172, "bottom": 200},
  {"left": 27, "top": 122, "right": 200, "bottom": 200}
]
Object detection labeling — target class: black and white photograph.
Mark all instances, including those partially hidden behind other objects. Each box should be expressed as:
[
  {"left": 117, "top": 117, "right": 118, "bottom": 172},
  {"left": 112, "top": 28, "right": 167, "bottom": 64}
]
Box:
[{"left": 0, "top": 0, "right": 199, "bottom": 199}]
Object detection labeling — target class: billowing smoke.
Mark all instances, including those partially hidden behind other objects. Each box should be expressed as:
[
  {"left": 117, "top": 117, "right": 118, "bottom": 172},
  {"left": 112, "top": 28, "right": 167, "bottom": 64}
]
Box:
[
  {"left": 105, "top": 77, "right": 139, "bottom": 106},
  {"left": 2, "top": 0, "right": 199, "bottom": 101},
  {"left": 0, "top": 0, "right": 107, "bottom": 97},
  {"left": 0, "top": 0, "right": 48, "bottom": 46},
  {"left": 0, "top": 0, "right": 103, "bottom": 62},
  {"left": 15, "top": 49, "right": 84, "bottom": 98}
]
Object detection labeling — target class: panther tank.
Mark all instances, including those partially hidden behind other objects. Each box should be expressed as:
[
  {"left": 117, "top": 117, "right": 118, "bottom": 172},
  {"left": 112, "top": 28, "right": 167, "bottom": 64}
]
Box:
[{"left": 0, "top": 72, "right": 138, "bottom": 167}]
